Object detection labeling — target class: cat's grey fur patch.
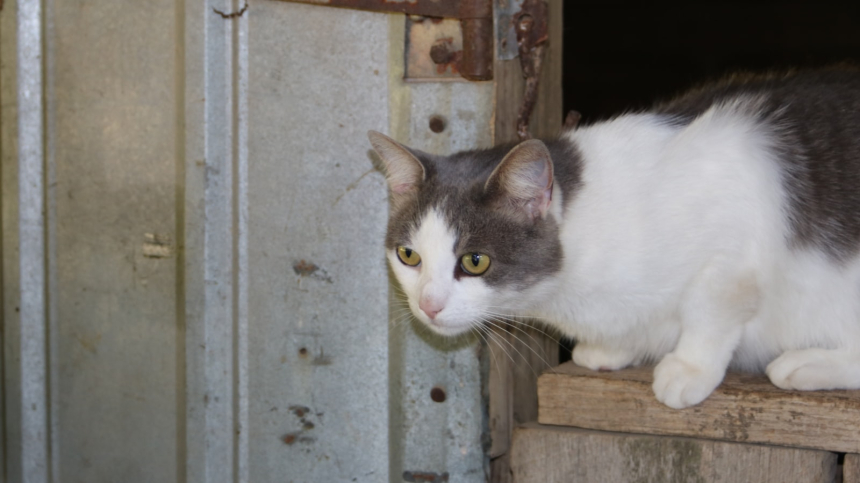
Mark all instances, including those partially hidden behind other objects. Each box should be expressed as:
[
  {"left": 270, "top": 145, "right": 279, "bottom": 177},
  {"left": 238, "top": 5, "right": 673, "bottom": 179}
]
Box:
[
  {"left": 385, "top": 140, "right": 583, "bottom": 288},
  {"left": 655, "top": 66, "right": 860, "bottom": 260}
]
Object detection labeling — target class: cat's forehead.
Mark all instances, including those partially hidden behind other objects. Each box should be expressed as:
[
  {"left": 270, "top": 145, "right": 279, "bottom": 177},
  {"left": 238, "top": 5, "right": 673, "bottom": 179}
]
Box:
[{"left": 409, "top": 207, "right": 458, "bottom": 258}]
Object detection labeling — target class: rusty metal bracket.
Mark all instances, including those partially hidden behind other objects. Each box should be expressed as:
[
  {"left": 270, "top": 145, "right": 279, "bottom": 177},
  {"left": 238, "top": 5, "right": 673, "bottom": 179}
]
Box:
[
  {"left": 281, "top": 0, "right": 493, "bottom": 80},
  {"left": 513, "top": 0, "right": 548, "bottom": 140}
]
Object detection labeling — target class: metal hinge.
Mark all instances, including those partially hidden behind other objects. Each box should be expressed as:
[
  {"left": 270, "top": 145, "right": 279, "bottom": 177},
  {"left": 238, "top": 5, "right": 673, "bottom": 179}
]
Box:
[
  {"left": 282, "top": 0, "right": 493, "bottom": 81},
  {"left": 280, "top": 0, "right": 549, "bottom": 137}
]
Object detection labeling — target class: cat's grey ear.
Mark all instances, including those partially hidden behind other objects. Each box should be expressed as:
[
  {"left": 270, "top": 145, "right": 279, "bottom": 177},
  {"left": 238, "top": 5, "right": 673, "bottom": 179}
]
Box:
[
  {"left": 368, "top": 131, "right": 426, "bottom": 198},
  {"left": 484, "top": 139, "right": 554, "bottom": 222}
]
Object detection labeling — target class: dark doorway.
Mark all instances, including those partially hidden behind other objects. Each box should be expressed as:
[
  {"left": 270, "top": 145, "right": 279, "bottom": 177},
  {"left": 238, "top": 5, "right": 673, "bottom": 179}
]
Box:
[{"left": 563, "top": 2, "right": 860, "bottom": 123}]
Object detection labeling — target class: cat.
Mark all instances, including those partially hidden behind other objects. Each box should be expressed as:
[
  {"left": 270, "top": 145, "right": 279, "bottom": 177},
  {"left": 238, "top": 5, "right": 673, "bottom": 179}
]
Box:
[{"left": 369, "top": 67, "right": 860, "bottom": 409}]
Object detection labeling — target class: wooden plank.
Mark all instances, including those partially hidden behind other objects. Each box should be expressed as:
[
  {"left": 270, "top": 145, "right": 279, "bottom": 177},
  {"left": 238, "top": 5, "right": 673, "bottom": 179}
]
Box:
[
  {"left": 845, "top": 454, "right": 860, "bottom": 483},
  {"left": 489, "top": 1, "right": 563, "bottom": 481},
  {"left": 493, "top": 0, "right": 563, "bottom": 144},
  {"left": 488, "top": 326, "right": 559, "bottom": 483},
  {"left": 511, "top": 423, "right": 837, "bottom": 483},
  {"left": 538, "top": 362, "right": 860, "bottom": 453}
]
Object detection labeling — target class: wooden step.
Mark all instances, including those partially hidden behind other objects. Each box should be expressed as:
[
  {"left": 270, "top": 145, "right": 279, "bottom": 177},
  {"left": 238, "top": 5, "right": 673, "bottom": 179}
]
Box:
[
  {"left": 510, "top": 423, "right": 837, "bottom": 483},
  {"left": 537, "top": 362, "right": 860, "bottom": 453}
]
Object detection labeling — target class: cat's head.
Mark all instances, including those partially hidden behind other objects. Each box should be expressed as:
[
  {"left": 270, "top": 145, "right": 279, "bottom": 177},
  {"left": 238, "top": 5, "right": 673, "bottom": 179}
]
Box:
[{"left": 369, "top": 131, "right": 565, "bottom": 336}]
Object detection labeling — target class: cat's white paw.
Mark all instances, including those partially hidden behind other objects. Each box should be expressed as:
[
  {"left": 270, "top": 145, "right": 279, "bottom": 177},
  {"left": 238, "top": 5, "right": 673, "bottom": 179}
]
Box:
[
  {"left": 766, "top": 349, "right": 855, "bottom": 390},
  {"left": 652, "top": 354, "right": 724, "bottom": 409},
  {"left": 572, "top": 343, "right": 634, "bottom": 371}
]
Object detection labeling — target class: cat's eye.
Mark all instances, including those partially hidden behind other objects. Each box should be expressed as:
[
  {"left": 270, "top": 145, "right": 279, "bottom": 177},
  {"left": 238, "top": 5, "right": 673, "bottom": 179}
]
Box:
[
  {"left": 397, "top": 246, "right": 421, "bottom": 266},
  {"left": 461, "top": 253, "right": 490, "bottom": 275}
]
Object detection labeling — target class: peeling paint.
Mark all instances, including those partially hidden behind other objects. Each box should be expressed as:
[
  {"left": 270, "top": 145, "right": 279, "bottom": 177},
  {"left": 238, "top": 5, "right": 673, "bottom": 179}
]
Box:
[{"left": 142, "top": 233, "right": 172, "bottom": 258}]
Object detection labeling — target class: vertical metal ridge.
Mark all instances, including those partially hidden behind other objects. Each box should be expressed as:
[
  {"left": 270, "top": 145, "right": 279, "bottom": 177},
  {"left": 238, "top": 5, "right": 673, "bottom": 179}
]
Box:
[
  {"left": 16, "top": 0, "right": 48, "bottom": 481},
  {"left": 232, "top": 0, "right": 250, "bottom": 480},
  {"left": 185, "top": 0, "right": 247, "bottom": 481},
  {"left": 202, "top": 0, "right": 235, "bottom": 481}
]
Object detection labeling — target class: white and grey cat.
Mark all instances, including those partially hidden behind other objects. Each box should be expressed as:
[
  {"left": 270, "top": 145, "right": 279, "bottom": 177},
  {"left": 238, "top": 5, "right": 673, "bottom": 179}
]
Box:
[{"left": 369, "top": 67, "right": 860, "bottom": 409}]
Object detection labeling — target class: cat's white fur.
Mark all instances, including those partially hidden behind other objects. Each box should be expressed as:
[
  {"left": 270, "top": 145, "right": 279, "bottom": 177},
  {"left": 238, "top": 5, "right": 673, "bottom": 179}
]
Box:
[{"left": 386, "top": 104, "right": 860, "bottom": 408}]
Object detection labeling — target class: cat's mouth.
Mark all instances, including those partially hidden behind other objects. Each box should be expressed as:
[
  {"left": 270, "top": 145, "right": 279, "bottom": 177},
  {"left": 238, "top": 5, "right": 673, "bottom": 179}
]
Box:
[
  {"left": 428, "top": 320, "right": 474, "bottom": 336},
  {"left": 417, "top": 311, "right": 475, "bottom": 336}
]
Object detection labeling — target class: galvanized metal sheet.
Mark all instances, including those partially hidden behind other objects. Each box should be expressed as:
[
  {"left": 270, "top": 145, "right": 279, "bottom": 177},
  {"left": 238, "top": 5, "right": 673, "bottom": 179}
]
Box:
[
  {"left": 2, "top": 1, "right": 496, "bottom": 481},
  {"left": 245, "top": 2, "right": 391, "bottom": 481},
  {"left": 388, "top": 15, "right": 494, "bottom": 483},
  {"left": 47, "top": 0, "right": 181, "bottom": 480}
]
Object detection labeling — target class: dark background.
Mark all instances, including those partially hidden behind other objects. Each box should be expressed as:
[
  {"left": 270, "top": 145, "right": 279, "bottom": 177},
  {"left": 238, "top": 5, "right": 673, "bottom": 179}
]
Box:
[{"left": 562, "top": 2, "right": 860, "bottom": 123}]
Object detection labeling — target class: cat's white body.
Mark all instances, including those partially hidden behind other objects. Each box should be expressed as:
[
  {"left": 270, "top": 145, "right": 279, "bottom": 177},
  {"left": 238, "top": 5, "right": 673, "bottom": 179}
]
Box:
[
  {"left": 532, "top": 112, "right": 860, "bottom": 405},
  {"left": 373, "top": 70, "right": 860, "bottom": 408}
]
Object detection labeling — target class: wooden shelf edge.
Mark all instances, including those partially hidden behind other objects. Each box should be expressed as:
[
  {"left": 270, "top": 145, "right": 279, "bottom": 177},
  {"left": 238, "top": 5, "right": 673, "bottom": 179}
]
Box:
[{"left": 537, "top": 362, "right": 860, "bottom": 453}]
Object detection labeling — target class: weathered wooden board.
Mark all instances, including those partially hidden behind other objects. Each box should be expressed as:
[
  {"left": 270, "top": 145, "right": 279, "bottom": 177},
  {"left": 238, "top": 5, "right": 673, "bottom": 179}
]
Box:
[
  {"left": 489, "top": 0, "right": 564, "bottom": 481},
  {"left": 845, "top": 454, "right": 860, "bottom": 483},
  {"left": 511, "top": 423, "right": 837, "bottom": 483},
  {"left": 538, "top": 362, "right": 860, "bottom": 453}
]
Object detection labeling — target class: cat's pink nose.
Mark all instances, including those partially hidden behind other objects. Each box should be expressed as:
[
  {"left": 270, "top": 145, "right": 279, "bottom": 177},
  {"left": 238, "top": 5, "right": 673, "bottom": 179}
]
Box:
[{"left": 419, "top": 298, "right": 444, "bottom": 320}]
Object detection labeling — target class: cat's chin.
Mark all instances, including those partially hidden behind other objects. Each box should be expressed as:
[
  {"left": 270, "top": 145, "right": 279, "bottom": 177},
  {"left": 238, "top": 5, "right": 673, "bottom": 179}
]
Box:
[{"left": 420, "top": 317, "right": 475, "bottom": 337}]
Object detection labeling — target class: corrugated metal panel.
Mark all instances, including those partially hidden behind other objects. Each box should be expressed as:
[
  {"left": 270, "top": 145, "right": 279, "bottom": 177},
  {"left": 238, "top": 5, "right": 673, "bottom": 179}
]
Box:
[
  {"left": 1, "top": 1, "right": 494, "bottom": 481},
  {"left": 8, "top": 0, "right": 49, "bottom": 481},
  {"left": 244, "top": 3, "right": 391, "bottom": 481},
  {"left": 387, "top": 14, "right": 492, "bottom": 483}
]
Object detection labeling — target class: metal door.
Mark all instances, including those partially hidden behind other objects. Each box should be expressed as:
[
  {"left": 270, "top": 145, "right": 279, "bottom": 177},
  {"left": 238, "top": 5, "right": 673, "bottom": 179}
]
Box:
[{"left": 1, "top": 1, "right": 561, "bottom": 481}]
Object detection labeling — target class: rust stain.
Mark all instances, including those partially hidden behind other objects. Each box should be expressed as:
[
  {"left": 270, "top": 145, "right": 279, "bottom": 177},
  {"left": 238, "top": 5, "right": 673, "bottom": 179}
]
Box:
[
  {"left": 403, "top": 471, "right": 450, "bottom": 483},
  {"left": 292, "top": 260, "right": 333, "bottom": 283},
  {"left": 293, "top": 260, "right": 318, "bottom": 276},
  {"left": 283, "top": 0, "right": 460, "bottom": 19},
  {"left": 283, "top": 405, "right": 319, "bottom": 448},
  {"left": 428, "top": 37, "right": 462, "bottom": 75},
  {"left": 291, "top": 406, "right": 309, "bottom": 418}
]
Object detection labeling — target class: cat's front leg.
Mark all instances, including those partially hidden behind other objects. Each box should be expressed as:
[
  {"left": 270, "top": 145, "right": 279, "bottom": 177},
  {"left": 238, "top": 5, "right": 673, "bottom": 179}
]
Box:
[
  {"left": 573, "top": 342, "right": 636, "bottom": 371},
  {"left": 652, "top": 263, "right": 759, "bottom": 409}
]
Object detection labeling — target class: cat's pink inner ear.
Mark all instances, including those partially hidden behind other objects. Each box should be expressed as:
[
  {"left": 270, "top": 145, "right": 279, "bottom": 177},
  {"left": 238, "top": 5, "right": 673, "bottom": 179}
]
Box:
[
  {"left": 486, "top": 139, "right": 554, "bottom": 221},
  {"left": 390, "top": 183, "right": 415, "bottom": 195},
  {"left": 368, "top": 130, "right": 425, "bottom": 195}
]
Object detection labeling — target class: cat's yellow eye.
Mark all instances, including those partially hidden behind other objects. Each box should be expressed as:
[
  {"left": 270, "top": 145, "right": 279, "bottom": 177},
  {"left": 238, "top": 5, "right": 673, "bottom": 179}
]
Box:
[
  {"left": 461, "top": 253, "right": 490, "bottom": 275},
  {"left": 397, "top": 246, "right": 421, "bottom": 266}
]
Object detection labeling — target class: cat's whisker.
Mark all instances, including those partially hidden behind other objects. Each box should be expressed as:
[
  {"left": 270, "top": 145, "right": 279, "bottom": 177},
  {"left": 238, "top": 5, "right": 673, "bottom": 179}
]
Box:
[
  {"left": 481, "top": 311, "right": 562, "bottom": 354},
  {"left": 482, "top": 308, "right": 562, "bottom": 340},
  {"left": 480, "top": 318, "right": 542, "bottom": 380},
  {"left": 472, "top": 326, "right": 504, "bottom": 380},
  {"left": 481, "top": 324, "right": 518, "bottom": 369},
  {"left": 490, "top": 323, "right": 561, "bottom": 376},
  {"left": 485, "top": 319, "right": 540, "bottom": 371},
  {"left": 491, "top": 329, "right": 556, "bottom": 373}
]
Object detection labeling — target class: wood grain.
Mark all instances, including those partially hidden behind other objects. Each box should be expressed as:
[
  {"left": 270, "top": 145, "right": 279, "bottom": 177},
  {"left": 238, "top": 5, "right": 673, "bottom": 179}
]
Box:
[
  {"left": 845, "top": 454, "right": 860, "bottom": 483},
  {"left": 538, "top": 362, "right": 860, "bottom": 453},
  {"left": 489, "top": 1, "right": 563, "bottom": 481},
  {"left": 488, "top": 325, "right": 560, "bottom": 483},
  {"left": 511, "top": 423, "right": 837, "bottom": 483}
]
